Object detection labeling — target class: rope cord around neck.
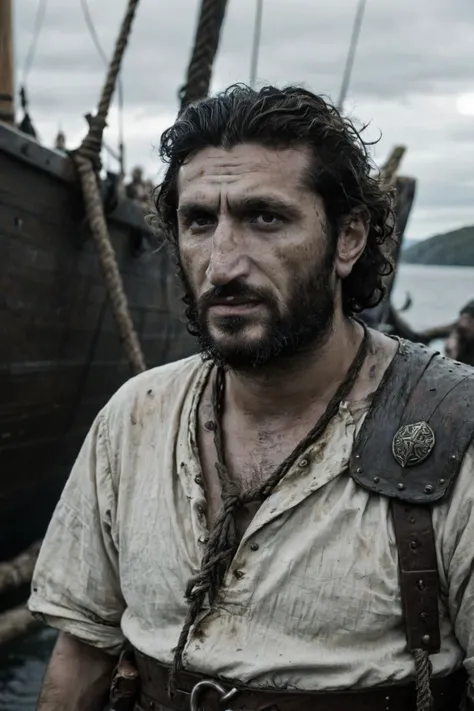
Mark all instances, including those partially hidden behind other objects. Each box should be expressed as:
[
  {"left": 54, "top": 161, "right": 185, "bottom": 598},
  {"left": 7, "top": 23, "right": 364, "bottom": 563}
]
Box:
[{"left": 169, "top": 322, "right": 370, "bottom": 693}]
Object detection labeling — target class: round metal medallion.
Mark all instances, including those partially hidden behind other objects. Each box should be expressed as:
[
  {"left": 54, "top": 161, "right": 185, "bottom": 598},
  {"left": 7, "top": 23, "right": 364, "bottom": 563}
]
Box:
[{"left": 392, "top": 421, "right": 436, "bottom": 468}]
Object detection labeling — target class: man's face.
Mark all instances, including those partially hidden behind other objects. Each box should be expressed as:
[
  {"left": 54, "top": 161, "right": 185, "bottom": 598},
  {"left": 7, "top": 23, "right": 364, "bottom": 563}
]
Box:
[
  {"left": 458, "top": 313, "right": 474, "bottom": 342},
  {"left": 175, "top": 143, "right": 338, "bottom": 369}
]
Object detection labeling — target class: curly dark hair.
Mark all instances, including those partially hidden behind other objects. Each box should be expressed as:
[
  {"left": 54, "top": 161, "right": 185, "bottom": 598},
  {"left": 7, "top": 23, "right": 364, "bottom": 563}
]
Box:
[{"left": 154, "top": 83, "right": 395, "bottom": 314}]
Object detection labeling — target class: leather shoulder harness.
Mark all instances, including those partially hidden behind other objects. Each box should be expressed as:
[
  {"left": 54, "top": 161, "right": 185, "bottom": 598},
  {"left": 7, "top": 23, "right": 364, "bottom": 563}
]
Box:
[{"left": 350, "top": 339, "right": 474, "bottom": 655}]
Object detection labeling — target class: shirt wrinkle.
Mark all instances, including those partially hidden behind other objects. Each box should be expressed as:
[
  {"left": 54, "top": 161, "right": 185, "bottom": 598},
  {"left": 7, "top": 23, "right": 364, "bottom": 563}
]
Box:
[{"left": 28, "top": 354, "right": 474, "bottom": 693}]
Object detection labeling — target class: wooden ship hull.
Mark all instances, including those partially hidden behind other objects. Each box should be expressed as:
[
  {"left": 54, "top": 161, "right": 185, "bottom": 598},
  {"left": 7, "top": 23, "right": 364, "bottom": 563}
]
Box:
[
  {"left": 0, "top": 0, "right": 229, "bottom": 640},
  {"left": 0, "top": 123, "right": 196, "bottom": 566}
]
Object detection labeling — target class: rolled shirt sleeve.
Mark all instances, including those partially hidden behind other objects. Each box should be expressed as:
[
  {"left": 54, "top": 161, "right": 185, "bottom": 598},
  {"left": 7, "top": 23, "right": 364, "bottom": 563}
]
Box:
[
  {"left": 28, "top": 411, "right": 125, "bottom": 654},
  {"left": 437, "top": 444, "right": 474, "bottom": 699}
]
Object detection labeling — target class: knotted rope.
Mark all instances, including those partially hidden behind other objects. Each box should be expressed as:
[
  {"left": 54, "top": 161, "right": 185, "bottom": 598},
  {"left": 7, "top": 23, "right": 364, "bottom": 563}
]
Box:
[
  {"left": 414, "top": 649, "right": 433, "bottom": 711},
  {"left": 73, "top": 0, "right": 146, "bottom": 376},
  {"left": 179, "top": 0, "right": 229, "bottom": 111},
  {"left": 169, "top": 323, "right": 370, "bottom": 694}
]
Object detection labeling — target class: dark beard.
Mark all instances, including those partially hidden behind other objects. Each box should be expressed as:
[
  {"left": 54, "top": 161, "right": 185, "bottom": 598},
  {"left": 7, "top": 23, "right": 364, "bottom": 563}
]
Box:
[{"left": 177, "top": 251, "right": 336, "bottom": 371}]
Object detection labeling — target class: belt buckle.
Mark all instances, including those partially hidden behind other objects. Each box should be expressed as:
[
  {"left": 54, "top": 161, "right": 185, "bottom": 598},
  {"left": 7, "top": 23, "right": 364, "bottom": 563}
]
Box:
[{"left": 189, "top": 679, "right": 238, "bottom": 710}]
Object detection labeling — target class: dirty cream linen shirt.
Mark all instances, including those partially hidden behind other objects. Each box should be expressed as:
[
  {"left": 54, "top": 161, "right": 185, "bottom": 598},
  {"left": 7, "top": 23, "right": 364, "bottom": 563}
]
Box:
[{"left": 28, "top": 354, "right": 474, "bottom": 693}]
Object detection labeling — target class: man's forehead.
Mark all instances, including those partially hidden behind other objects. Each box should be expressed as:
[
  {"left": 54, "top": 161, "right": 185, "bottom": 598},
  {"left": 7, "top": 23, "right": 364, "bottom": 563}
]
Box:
[{"left": 177, "top": 143, "right": 311, "bottom": 199}]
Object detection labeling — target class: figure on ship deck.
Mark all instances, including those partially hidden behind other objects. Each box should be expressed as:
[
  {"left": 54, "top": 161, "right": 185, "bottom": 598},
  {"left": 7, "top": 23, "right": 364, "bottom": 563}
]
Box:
[
  {"left": 29, "top": 85, "right": 474, "bottom": 711},
  {"left": 445, "top": 299, "right": 474, "bottom": 366},
  {"left": 125, "top": 166, "right": 149, "bottom": 208}
]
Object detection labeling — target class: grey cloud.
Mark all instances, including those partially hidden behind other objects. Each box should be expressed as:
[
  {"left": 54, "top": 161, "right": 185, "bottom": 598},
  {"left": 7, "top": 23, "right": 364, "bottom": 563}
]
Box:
[{"left": 447, "top": 123, "right": 474, "bottom": 143}]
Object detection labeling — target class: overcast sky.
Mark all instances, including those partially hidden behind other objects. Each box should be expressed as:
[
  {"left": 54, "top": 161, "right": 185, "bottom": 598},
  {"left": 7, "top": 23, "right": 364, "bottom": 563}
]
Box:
[{"left": 13, "top": 0, "right": 474, "bottom": 241}]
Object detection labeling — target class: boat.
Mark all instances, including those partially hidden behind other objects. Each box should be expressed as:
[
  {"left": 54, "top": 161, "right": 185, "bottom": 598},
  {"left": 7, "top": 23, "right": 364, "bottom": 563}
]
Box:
[
  {"left": 0, "top": 0, "right": 415, "bottom": 643},
  {"left": 0, "top": 121, "right": 196, "bottom": 563},
  {"left": 0, "top": 0, "right": 226, "bottom": 572}
]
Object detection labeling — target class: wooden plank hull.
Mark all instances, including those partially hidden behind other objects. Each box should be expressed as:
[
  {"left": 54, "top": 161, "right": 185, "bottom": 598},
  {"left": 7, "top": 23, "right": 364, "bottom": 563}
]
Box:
[{"left": 0, "top": 124, "right": 196, "bottom": 563}]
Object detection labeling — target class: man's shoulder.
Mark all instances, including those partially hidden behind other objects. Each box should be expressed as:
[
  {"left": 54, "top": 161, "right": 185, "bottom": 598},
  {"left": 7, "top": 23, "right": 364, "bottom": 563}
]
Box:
[
  {"left": 100, "top": 354, "right": 208, "bottom": 426},
  {"left": 402, "top": 338, "right": 474, "bottom": 376},
  {"left": 402, "top": 338, "right": 474, "bottom": 396},
  {"left": 352, "top": 338, "right": 474, "bottom": 505}
]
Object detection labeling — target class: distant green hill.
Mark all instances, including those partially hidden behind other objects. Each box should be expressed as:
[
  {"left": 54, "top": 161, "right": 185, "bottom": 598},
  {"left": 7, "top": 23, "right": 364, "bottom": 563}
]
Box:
[{"left": 402, "top": 226, "right": 474, "bottom": 266}]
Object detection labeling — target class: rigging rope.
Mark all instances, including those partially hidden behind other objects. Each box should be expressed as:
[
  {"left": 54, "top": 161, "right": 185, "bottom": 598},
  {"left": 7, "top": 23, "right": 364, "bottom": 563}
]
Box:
[
  {"left": 18, "top": 0, "right": 48, "bottom": 137},
  {"left": 21, "top": 0, "right": 48, "bottom": 86},
  {"left": 179, "top": 0, "right": 229, "bottom": 111},
  {"left": 72, "top": 0, "right": 230, "bottom": 375},
  {"left": 79, "top": 0, "right": 125, "bottom": 175},
  {"left": 73, "top": 0, "right": 146, "bottom": 375},
  {"left": 79, "top": 0, "right": 109, "bottom": 65}
]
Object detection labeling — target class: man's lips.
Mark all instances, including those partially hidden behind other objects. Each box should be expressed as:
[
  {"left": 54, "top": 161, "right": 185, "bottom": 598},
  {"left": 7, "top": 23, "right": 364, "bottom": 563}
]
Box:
[
  {"left": 206, "top": 297, "right": 263, "bottom": 314},
  {"left": 208, "top": 296, "right": 261, "bottom": 306}
]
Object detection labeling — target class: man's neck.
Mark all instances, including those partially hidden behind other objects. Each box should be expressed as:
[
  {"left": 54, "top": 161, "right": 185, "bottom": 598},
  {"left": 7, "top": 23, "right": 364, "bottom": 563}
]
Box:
[{"left": 225, "top": 315, "right": 364, "bottom": 421}]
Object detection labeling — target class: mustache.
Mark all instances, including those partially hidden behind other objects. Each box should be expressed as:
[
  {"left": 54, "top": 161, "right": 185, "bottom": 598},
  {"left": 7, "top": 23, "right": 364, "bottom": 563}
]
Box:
[{"left": 198, "top": 281, "right": 274, "bottom": 310}]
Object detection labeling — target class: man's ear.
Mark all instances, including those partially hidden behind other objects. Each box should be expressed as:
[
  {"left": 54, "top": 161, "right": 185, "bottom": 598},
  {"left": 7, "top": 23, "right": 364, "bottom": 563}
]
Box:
[{"left": 335, "top": 210, "right": 369, "bottom": 279}]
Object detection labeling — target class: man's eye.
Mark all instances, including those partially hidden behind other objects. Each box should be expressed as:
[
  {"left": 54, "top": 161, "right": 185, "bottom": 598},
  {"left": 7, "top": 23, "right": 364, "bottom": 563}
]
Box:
[
  {"left": 251, "top": 212, "right": 283, "bottom": 227},
  {"left": 189, "top": 214, "right": 214, "bottom": 229}
]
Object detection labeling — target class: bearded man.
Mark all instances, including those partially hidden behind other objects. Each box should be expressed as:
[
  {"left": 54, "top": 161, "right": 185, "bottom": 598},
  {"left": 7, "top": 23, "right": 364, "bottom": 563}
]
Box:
[{"left": 29, "top": 85, "right": 474, "bottom": 711}]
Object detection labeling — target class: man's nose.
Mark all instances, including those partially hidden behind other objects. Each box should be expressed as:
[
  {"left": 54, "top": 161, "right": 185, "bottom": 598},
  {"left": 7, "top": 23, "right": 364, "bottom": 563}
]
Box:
[{"left": 206, "top": 220, "right": 250, "bottom": 286}]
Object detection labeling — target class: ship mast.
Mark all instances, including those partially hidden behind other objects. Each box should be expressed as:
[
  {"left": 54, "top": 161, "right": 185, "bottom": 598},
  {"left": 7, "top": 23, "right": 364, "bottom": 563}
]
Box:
[
  {"left": 337, "top": 0, "right": 367, "bottom": 111},
  {"left": 0, "top": 0, "right": 15, "bottom": 124},
  {"left": 249, "top": 0, "right": 263, "bottom": 88}
]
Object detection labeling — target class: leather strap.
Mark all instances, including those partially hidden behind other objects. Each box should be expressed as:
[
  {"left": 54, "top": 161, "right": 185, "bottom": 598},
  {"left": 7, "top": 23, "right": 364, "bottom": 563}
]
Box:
[
  {"left": 392, "top": 501, "right": 440, "bottom": 654},
  {"left": 132, "top": 651, "right": 467, "bottom": 711}
]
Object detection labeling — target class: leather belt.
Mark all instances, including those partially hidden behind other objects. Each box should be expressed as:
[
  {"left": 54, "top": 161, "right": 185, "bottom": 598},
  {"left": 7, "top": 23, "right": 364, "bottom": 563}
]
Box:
[{"left": 133, "top": 651, "right": 467, "bottom": 711}]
